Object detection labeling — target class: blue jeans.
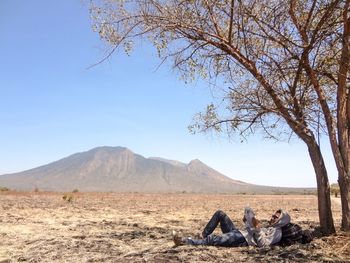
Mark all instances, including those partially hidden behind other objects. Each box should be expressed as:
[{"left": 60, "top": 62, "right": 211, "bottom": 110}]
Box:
[{"left": 186, "top": 210, "right": 247, "bottom": 247}]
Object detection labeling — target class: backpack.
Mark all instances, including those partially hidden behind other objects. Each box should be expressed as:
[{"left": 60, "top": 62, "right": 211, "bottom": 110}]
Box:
[{"left": 279, "top": 223, "right": 312, "bottom": 246}]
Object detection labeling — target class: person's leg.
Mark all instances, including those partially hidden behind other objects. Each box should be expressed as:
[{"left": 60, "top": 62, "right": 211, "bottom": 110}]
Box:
[
  {"left": 186, "top": 230, "right": 247, "bottom": 247},
  {"left": 202, "top": 210, "right": 236, "bottom": 238}
]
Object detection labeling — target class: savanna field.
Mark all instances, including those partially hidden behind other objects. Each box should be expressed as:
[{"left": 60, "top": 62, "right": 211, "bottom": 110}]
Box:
[{"left": 0, "top": 192, "right": 349, "bottom": 262}]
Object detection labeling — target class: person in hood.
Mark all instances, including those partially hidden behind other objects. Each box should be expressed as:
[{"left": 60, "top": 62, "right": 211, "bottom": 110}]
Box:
[{"left": 173, "top": 208, "right": 291, "bottom": 247}]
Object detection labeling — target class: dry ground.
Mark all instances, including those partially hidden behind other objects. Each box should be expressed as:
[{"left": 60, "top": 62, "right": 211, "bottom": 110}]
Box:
[{"left": 0, "top": 192, "right": 349, "bottom": 262}]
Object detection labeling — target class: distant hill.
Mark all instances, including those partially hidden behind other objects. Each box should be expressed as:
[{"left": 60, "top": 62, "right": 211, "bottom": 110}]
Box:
[{"left": 0, "top": 146, "right": 313, "bottom": 193}]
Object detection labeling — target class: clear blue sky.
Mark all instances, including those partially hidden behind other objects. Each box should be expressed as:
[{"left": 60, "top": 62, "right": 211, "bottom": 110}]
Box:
[{"left": 0, "top": 0, "right": 338, "bottom": 187}]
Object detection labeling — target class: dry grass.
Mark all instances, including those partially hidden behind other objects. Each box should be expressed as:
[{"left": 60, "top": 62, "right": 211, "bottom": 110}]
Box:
[{"left": 0, "top": 192, "right": 348, "bottom": 262}]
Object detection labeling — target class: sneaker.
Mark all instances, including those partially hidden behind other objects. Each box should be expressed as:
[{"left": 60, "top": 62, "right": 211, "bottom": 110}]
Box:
[{"left": 172, "top": 230, "right": 186, "bottom": 246}]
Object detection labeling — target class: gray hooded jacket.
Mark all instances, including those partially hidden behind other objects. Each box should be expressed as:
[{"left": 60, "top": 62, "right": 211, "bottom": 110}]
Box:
[{"left": 240, "top": 208, "right": 291, "bottom": 247}]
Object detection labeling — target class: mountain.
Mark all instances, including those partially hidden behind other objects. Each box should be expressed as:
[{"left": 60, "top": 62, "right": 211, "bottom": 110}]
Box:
[{"left": 0, "top": 146, "right": 309, "bottom": 193}]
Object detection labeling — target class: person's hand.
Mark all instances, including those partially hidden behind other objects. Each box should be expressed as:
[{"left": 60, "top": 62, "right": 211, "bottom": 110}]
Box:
[{"left": 252, "top": 217, "right": 260, "bottom": 229}]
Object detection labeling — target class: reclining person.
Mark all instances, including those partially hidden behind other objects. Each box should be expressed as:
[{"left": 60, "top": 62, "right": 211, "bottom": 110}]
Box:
[{"left": 173, "top": 208, "right": 291, "bottom": 247}]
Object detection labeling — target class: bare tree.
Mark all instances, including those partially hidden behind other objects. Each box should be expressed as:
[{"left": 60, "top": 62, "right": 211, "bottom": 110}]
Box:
[{"left": 90, "top": 0, "right": 350, "bottom": 234}]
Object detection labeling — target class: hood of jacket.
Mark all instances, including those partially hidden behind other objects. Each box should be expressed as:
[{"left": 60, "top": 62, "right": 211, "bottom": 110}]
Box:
[{"left": 272, "top": 209, "right": 291, "bottom": 228}]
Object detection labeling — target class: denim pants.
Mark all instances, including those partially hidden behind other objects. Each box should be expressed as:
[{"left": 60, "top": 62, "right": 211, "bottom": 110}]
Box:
[{"left": 186, "top": 210, "right": 247, "bottom": 247}]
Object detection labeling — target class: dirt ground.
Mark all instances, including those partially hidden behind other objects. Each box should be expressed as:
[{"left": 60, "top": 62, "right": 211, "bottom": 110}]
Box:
[{"left": 0, "top": 192, "right": 349, "bottom": 263}]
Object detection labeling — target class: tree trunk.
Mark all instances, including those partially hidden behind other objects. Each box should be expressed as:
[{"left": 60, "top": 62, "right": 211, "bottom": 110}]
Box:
[
  {"left": 338, "top": 170, "right": 350, "bottom": 230},
  {"left": 337, "top": 0, "right": 350, "bottom": 232},
  {"left": 307, "top": 141, "right": 336, "bottom": 235}
]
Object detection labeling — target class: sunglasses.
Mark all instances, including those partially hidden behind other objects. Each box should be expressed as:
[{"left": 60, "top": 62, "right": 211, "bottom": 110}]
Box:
[{"left": 271, "top": 214, "right": 279, "bottom": 219}]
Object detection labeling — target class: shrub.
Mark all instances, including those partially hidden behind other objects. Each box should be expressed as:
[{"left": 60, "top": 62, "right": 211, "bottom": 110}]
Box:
[
  {"left": 0, "top": 186, "right": 9, "bottom": 192},
  {"left": 62, "top": 194, "right": 73, "bottom": 202},
  {"left": 330, "top": 183, "right": 340, "bottom": 197}
]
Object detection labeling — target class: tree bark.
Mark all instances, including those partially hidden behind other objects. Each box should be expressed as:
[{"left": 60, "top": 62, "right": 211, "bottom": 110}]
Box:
[
  {"left": 336, "top": 0, "right": 350, "bottom": 231},
  {"left": 307, "top": 141, "right": 336, "bottom": 235},
  {"left": 338, "top": 171, "right": 350, "bottom": 230}
]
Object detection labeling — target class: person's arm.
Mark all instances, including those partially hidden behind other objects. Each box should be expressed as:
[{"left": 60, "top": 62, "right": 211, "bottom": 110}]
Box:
[
  {"left": 253, "top": 227, "right": 282, "bottom": 247},
  {"left": 243, "top": 207, "right": 256, "bottom": 228},
  {"left": 252, "top": 229, "right": 269, "bottom": 247}
]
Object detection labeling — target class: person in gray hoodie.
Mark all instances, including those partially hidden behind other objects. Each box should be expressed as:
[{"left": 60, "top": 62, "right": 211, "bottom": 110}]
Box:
[{"left": 173, "top": 208, "right": 291, "bottom": 247}]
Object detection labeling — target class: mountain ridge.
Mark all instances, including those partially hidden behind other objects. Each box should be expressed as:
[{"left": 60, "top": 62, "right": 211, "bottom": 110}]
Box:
[{"left": 0, "top": 146, "right": 311, "bottom": 193}]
